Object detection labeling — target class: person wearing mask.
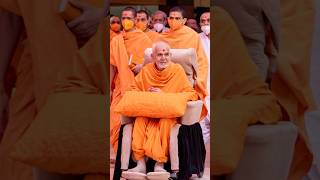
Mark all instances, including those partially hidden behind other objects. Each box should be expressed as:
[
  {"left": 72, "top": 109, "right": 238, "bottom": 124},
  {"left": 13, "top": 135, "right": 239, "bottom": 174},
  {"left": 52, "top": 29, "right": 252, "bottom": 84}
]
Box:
[
  {"left": 151, "top": 10, "right": 169, "bottom": 33},
  {"left": 135, "top": 10, "right": 159, "bottom": 42},
  {"left": 110, "top": 6, "right": 152, "bottom": 153},
  {"left": 110, "top": 15, "right": 121, "bottom": 41}
]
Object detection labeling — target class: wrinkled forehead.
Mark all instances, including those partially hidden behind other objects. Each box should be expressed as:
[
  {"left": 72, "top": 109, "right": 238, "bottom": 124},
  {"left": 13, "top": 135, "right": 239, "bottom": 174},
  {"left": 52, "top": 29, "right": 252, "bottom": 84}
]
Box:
[{"left": 153, "top": 13, "right": 165, "bottom": 20}]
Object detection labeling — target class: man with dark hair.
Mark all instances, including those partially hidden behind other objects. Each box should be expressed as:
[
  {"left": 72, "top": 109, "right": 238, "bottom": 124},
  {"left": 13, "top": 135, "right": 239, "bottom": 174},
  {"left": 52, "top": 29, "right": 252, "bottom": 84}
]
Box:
[
  {"left": 135, "top": 9, "right": 159, "bottom": 42},
  {"left": 186, "top": 18, "right": 201, "bottom": 33},
  {"left": 159, "top": 6, "right": 209, "bottom": 120},
  {"left": 110, "top": 6, "right": 153, "bottom": 154}
]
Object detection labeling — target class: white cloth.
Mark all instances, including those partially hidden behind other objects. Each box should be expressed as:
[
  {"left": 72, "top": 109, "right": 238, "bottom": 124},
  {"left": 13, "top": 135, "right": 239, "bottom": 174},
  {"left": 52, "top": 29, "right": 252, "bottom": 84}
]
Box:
[
  {"left": 199, "top": 32, "right": 210, "bottom": 144},
  {"left": 199, "top": 32, "right": 210, "bottom": 113}
]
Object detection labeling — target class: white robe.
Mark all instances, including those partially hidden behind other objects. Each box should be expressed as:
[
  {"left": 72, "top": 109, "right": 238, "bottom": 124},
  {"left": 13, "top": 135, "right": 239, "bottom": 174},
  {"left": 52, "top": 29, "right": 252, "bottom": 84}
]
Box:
[{"left": 199, "top": 32, "right": 210, "bottom": 144}]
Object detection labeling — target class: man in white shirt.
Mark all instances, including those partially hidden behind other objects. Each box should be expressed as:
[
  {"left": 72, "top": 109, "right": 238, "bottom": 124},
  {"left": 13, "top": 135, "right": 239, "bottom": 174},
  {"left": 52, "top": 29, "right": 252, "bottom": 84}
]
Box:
[{"left": 198, "top": 11, "right": 210, "bottom": 144}]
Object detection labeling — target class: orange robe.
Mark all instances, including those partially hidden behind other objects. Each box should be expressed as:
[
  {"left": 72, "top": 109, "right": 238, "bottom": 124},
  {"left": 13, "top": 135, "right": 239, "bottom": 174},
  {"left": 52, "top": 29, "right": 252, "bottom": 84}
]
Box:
[
  {"left": 159, "top": 25, "right": 208, "bottom": 118},
  {"left": 212, "top": 7, "right": 282, "bottom": 175},
  {"left": 54, "top": 20, "right": 107, "bottom": 180},
  {"left": 145, "top": 30, "right": 159, "bottom": 42},
  {"left": 274, "top": 0, "right": 317, "bottom": 179},
  {"left": 110, "top": 29, "right": 120, "bottom": 42},
  {"left": 129, "top": 62, "right": 198, "bottom": 162},
  {"left": 0, "top": 0, "right": 88, "bottom": 179},
  {"left": 110, "top": 29, "right": 152, "bottom": 152}
]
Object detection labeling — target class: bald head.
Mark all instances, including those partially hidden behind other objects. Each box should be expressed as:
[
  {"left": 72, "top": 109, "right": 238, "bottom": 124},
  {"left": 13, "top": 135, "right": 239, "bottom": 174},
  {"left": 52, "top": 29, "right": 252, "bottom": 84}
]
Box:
[{"left": 151, "top": 41, "right": 171, "bottom": 71}]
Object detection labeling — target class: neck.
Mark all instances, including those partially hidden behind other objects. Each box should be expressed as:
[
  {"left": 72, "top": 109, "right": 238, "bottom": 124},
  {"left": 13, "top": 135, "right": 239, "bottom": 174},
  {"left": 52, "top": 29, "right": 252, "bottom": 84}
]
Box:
[{"left": 125, "top": 28, "right": 135, "bottom": 32}]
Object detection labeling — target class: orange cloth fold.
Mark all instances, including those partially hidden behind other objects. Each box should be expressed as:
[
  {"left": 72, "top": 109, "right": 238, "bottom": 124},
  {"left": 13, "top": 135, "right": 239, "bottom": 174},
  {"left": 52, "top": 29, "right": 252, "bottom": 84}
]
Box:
[
  {"left": 274, "top": 0, "right": 317, "bottom": 179},
  {"left": 159, "top": 25, "right": 208, "bottom": 119},
  {"left": 129, "top": 62, "right": 198, "bottom": 162},
  {"left": 145, "top": 30, "right": 159, "bottom": 42},
  {"left": 212, "top": 6, "right": 282, "bottom": 175},
  {"left": 110, "top": 29, "right": 152, "bottom": 152}
]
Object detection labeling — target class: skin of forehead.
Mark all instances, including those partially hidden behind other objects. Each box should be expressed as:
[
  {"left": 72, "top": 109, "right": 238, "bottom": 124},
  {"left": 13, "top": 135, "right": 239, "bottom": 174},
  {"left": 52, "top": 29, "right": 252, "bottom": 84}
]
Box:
[
  {"left": 154, "top": 42, "right": 170, "bottom": 54},
  {"left": 200, "top": 12, "right": 210, "bottom": 20},
  {"left": 137, "top": 13, "right": 147, "bottom": 20},
  {"left": 111, "top": 16, "right": 120, "bottom": 22},
  {"left": 122, "top": 10, "right": 134, "bottom": 18},
  {"left": 153, "top": 13, "right": 165, "bottom": 19},
  {"left": 169, "top": 11, "right": 183, "bottom": 18}
]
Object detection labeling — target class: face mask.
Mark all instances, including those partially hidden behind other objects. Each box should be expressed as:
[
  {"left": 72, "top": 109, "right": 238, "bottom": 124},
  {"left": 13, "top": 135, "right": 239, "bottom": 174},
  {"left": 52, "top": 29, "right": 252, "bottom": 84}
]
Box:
[
  {"left": 153, "top": 23, "right": 164, "bottom": 32},
  {"left": 201, "top": 25, "right": 210, "bottom": 35},
  {"left": 168, "top": 19, "right": 184, "bottom": 31},
  {"left": 110, "top": 23, "right": 120, "bottom": 32},
  {"left": 136, "top": 21, "right": 147, "bottom": 31},
  {"left": 122, "top": 19, "right": 134, "bottom": 31}
]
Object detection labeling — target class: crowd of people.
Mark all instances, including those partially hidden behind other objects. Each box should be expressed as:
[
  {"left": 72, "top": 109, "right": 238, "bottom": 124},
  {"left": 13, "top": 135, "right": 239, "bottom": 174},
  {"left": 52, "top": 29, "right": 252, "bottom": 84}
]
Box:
[{"left": 109, "top": 6, "right": 210, "bottom": 179}]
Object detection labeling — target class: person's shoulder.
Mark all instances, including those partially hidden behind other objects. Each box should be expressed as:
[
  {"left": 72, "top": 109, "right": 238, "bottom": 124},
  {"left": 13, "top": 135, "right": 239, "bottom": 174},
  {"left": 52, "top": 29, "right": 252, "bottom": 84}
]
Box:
[
  {"left": 183, "top": 26, "right": 198, "bottom": 35},
  {"left": 171, "top": 63, "right": 185, "bottom": 73},
  {"left": 142, "top": 63, "right": 154, "bottom": 72}
]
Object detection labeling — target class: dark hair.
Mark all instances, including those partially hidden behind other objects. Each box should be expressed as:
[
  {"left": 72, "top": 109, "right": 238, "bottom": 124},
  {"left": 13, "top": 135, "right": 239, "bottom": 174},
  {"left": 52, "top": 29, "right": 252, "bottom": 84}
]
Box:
[
  {"left": 122, "top": 6, "right": 137, "bottom": 17},
  {"left": 169, "top": 6, "right": 186, "bottom": 18},
  {"left": 137, "top": 9, "right": 150, "bottom": 19}
]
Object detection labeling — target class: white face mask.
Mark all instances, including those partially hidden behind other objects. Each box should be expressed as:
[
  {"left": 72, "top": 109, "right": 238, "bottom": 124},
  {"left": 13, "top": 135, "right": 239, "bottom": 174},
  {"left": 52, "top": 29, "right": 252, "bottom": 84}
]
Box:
[
  {"left": 201, "top": 25, "right": 210, "bottom": 35},
  {"left": 153, "top": 23, "right": 165, "bottom": 32}
]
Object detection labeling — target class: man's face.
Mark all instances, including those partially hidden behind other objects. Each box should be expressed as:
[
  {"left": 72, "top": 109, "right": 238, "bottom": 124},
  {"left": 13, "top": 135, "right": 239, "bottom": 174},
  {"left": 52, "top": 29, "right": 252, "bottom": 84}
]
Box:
[
  {"left": 136, "top": 13, "right": 148, "bottom": 23},
  {"left": 154, "top": 45, "right": 171, "bottom": 71},
  {"left": 200, "top": 12, "right": 210, "bottom": 26},
  {"left": 168, "top": 11, "right": 184, "bottom": 22},
  {"left": 110, "top": 16, "right": 121, "bottom": 32},
  {"left": 152, "top": 13, "right": 166, "bottom": 25},
  {"left": 121, "top": 10, "right": 135, "bottom": 21},
  {"left": 186, "top": 19, "right": 199, "bottom": 31}
]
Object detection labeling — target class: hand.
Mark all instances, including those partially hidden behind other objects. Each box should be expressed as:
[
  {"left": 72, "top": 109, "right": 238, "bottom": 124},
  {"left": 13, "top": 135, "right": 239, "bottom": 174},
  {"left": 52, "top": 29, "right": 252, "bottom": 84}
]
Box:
[
  {"left": 131, "top": 64, "right": 143, "bottom": 75},
  {"left": 148, "top": 87, "right": 161, "bottom": 93},
  {"left": 67, "top": 0, "right": 105, "bottom": 47}
]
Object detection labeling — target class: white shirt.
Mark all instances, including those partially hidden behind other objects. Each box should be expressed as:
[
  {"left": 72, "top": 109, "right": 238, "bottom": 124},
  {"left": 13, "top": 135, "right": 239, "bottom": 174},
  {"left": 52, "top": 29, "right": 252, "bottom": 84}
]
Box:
[{"left": 199, "top": 32, "right": 210, "bottom": 115}]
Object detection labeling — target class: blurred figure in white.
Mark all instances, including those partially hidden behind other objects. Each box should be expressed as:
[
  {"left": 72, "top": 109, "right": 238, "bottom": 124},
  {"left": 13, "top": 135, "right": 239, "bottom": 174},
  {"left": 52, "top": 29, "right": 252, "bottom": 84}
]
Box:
[{"left": 198, "top": 11, "right": 210, "bottom": 144}]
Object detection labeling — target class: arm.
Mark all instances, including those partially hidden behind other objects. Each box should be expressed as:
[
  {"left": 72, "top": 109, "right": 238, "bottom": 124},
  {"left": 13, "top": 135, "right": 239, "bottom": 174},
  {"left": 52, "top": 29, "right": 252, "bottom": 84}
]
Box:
[
  {"left": 67, "top": 0, "right": 107, "bottom": 47},
  {"left": 0, "top": 9, "right": 22, "bottom": 138}
]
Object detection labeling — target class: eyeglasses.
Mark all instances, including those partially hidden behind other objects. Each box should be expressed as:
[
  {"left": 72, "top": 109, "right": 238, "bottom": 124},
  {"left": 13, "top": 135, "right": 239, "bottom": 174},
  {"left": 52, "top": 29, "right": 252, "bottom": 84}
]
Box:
[
  {"left": 111, "top": 21, "right": 120, "bottom": 24},
  {"left": 168, "top": 17, "right": 182, "bottom": 20}
]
